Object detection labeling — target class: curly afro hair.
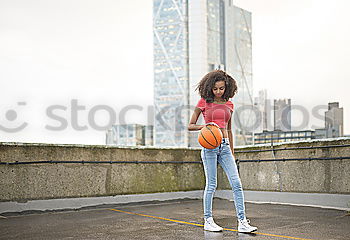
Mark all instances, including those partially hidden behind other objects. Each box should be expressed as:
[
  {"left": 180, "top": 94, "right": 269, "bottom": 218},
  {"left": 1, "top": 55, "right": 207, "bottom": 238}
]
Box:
[{"left": 195, "top": 70, "right": 238, "bottom": 103}]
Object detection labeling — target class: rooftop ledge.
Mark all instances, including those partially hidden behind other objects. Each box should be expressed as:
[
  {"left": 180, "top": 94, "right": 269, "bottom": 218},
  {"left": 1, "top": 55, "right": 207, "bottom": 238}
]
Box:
[{"left": 1, "top": 137, "right": 350, "bottom": 150}]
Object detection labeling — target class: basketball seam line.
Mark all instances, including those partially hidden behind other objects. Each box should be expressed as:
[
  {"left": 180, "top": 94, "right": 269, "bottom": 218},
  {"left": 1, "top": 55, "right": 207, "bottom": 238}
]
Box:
[
  {"left": 200, "top": 131, "right": 216, "bottom": 148},
  {"left": 206, "top": 125, "right": 219, "bottom": 146}
]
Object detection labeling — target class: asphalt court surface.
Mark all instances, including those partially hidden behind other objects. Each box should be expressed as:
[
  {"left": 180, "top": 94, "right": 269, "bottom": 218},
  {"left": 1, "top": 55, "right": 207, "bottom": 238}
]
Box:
[{"left": 0, "top": 198, "right": 349, "bottom": 240}]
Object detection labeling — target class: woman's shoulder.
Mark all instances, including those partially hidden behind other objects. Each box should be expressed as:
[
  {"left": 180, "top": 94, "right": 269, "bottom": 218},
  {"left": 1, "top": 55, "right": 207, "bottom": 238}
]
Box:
[
  {"left": 226, "top": 99, "right": 233, "bottom": 105},
  {"left": 226, "top": 100, "right": 234, "bottom": 110},
  {"left": 198, "top": 97, "right": 206, "bottom": 102},
  {"left": 196, "top": 98, "right": 207, "bottom": 110}
]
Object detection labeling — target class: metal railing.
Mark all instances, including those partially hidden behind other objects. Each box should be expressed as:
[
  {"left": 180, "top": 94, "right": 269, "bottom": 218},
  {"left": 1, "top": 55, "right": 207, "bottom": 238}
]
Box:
[{"left": 1, "top": 156, "right": 350, "bottom": 165}]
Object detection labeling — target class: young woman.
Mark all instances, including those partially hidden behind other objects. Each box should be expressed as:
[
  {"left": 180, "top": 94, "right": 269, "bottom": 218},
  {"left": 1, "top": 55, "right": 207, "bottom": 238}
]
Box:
[{"left": 188, "top": 70, "right": 257, "bottom": 233}]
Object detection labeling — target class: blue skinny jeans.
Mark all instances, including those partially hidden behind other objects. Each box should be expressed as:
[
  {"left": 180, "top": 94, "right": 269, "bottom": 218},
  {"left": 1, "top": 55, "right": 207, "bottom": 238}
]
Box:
[{"left": 201, "top": 138, "right": 246, "bottom": 220}]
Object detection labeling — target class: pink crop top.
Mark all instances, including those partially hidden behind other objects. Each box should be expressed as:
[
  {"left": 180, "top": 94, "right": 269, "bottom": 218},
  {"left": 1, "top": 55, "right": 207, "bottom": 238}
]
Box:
[{"left": 195, "top": 98, "right": 234, "bottom": 128}]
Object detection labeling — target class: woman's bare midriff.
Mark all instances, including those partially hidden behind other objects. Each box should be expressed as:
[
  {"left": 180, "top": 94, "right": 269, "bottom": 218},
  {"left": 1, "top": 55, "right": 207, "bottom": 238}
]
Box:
[{"left": 219, "top": 128, "right": 229, "bottom": 138}]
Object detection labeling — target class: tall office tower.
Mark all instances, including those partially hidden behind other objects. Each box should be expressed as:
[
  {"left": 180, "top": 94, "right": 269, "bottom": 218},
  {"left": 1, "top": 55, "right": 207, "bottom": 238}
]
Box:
[
  {"left": 224, "top": 3, "right": 253, "bottom": 146},
  {"left": 153, "top": 0, "right": 252, "bottom": 147},
  {"left": 274, "top": 99, "right": 291, "bottom": 131},
  {"left": 253, "top": 89, "right": 269, "bottom": 133},
  {"left": 153, "top": 0, "right": 189, "bottom": 147},
  {"left": 325, "top": 102, "right": 344, "bottom": 138}
]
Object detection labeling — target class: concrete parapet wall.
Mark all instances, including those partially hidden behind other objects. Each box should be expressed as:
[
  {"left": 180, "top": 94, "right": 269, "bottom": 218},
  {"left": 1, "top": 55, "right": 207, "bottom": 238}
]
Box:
[
  {"left": 0, "top": 144, "right": 204, "bottom": 202},
  {"left": 0, "top": 138, "right": 349, "bottom": 202},
  {"left": 225, "top": 138, "right": 350, "bottom": 194}
]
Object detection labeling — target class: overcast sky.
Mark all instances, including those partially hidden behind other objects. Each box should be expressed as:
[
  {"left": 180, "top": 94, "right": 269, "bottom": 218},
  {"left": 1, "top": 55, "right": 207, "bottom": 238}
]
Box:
[{"left": 0, "top": 0, "right": 349, "bottom": 145}]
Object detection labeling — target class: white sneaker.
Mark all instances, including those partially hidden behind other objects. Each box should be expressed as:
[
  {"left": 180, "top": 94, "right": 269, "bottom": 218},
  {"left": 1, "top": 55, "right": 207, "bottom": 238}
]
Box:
[
  {"left": 204, "top": 217, "right": 223, "bottom": 232},
  {"left": 238, "top": 218, "right": 257, "bottom": 233}
]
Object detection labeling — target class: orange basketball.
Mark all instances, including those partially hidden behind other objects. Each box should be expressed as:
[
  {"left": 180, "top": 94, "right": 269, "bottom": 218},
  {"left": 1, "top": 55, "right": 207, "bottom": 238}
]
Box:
[{"left": 198, "top": 125, "right": 223, "bottom": 149}]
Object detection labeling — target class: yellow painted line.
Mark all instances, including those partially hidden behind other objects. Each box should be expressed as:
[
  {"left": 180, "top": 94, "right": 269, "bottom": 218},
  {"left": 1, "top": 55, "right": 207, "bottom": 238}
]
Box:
[
  {"left": 0, "top": 215, "right": 7, "bottom": 219},
  {"left": 110, "top": 208, "right": 314, "bottom": 240},
  {"left": 223, "top": 227, "right": 312, "bottom": 240},
  {"left": 110, "top": 208, "right": 203, "bottom": 227}
]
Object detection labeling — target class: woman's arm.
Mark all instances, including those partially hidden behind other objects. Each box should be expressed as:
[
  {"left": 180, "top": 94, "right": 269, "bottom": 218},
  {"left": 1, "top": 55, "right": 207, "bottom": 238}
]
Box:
[
  {"left": 227, "top": 115, "right": 234, "bottom": 155},
  {"left": 188, "top": 107, "right": 205, "bottom": 131}
]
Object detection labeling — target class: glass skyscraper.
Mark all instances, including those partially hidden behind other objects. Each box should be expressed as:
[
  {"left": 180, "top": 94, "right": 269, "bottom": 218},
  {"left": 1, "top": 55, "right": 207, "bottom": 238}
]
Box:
[
  {"left": 153, "top": 0, "right": 189, "bottom": 147},
  {"left": 153, "top": 0, "right": 253, "bottom": 147}
]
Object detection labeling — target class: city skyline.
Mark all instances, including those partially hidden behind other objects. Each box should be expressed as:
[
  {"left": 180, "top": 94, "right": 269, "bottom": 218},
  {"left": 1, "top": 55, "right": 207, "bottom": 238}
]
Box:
[{"left": 0, "top": 0, "right": 349, "bottom": 145}]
